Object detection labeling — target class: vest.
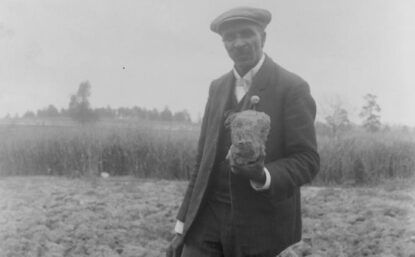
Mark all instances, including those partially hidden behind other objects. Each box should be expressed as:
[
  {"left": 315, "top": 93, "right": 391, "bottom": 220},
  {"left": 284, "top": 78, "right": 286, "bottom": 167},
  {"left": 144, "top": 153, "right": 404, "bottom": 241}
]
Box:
[{"left": 208, "top": 89, "right": 247, "bottom": 204}]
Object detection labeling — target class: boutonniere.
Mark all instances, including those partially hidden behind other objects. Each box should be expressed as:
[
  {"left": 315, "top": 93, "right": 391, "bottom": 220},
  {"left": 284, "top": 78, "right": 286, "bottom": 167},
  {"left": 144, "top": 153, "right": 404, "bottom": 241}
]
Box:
[{"left": 250, "top": 95, "right": 260, "bottom": 110}]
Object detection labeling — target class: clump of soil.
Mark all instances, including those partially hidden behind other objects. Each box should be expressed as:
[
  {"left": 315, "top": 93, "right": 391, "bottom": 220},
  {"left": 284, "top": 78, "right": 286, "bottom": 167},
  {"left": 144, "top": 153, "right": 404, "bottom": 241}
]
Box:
[{"left": 226, "top": 110, "right": 270, "bottom": 165}]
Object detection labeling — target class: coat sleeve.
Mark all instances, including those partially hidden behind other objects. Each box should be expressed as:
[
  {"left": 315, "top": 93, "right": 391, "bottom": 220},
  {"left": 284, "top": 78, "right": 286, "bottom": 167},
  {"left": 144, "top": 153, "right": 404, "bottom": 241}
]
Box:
[
  {"left": 265, "top": 82, "right": 320, "bottom": 199},
  {"left": 176, "top": 84, "right": 214, "bottom": 222}
]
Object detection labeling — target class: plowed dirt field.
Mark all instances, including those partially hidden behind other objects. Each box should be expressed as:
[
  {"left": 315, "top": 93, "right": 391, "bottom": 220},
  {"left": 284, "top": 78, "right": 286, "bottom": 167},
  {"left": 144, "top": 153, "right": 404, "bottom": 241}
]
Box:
[{"left": 0, "top": 176, "right": 414, "bottom": 257}]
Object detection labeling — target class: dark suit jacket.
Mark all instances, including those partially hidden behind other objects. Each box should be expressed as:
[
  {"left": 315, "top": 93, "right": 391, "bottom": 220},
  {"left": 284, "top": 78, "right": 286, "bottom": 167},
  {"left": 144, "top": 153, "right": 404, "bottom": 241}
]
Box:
[{"left": 176, "top": 55, "right": 320, "bottom": 255}]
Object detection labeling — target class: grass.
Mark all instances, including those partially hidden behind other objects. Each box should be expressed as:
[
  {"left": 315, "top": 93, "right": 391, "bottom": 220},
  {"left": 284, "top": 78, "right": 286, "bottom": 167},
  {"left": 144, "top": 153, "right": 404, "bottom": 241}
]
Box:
[
  {"left": 1, "top": 122, "right": 414, "bottom": 186},
  {"left": 0, "top": 123, "right": 198, "bottom": 179},
  {"left": 315, "top": 130, "right": 415, "bottom": 185}
]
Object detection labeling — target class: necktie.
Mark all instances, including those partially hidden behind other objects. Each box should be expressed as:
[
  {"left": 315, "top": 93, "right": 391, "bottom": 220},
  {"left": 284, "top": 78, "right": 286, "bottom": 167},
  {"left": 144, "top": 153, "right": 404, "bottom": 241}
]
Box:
[{"left": 235, "top": 78, "right": 249, "bottom": 102}]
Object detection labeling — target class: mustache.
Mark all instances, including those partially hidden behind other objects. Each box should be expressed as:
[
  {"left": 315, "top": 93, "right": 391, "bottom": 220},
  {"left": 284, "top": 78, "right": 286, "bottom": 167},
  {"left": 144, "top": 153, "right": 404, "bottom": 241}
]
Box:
[{"left": 231, "top": 46, "right": 251, "bottom": 55}]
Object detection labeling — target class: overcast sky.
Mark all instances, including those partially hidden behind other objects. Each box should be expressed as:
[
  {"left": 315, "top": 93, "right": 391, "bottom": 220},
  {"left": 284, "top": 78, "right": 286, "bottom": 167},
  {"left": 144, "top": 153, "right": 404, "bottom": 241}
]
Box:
[{"left": 1, "top": 0, "right": 414, "bottom": 126}]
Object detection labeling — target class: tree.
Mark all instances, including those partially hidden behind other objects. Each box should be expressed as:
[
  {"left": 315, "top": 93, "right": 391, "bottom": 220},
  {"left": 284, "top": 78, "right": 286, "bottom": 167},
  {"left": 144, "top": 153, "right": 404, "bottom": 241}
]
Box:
[
  {"left": 44, "top": 105, "right": 59, "bottom": 117},
  {"left": 160, "top": 106, "right": 173, "bottom": 121},
  {"left": 117, "top": 107, "right": 133, "bottom": 118},
  {"left": 173, "top": 110, "right": 191, "bottom": 123},
  {"left": 68, "top": 81, "right": 97, "bottom": 124},
  {"left": 147, "top": 108, "right": 159, "bottom": 120},
  {"left": 22, "top": 111, "right": 36, "bottom": 119},
  {"left": 60, "top": 108, "right": 68, "bottom": 117},
  {"left": 95, "top": 106, "right": 116, "bottom": 119},
  {"left": 322, "top": 97, "right": 351, "bottom": 138},
  {"left": 325, "top": 107, "right": 350, "bottom": 138},
  {"left": 132, "top": 106, "right": 145, "bottom": 119},
  {"left": 359, "top": 93, "right": 381, "bottom": 133}
]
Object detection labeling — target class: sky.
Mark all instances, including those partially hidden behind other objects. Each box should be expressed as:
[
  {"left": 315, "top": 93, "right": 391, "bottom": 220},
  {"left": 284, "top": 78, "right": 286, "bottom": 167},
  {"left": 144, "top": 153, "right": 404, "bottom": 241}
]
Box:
[{"left": 0, "top": 0, "right": 414, "bottom": 126}]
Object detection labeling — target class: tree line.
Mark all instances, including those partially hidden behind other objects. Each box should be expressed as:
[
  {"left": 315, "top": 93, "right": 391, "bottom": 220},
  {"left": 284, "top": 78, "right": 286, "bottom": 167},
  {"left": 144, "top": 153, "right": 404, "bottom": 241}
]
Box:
[
  {"left": 6, "top": 80, "right": 383, "bottom": 131},
  {"left": 10, "top": 81, "right": 193, "bottom": 124}
]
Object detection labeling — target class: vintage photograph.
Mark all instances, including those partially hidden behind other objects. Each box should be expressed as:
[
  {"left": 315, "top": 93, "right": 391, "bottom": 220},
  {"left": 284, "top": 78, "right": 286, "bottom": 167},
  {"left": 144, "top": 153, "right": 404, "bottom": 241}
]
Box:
[{"left": 0, "top": 1, "right": 414, "bottom": 256}]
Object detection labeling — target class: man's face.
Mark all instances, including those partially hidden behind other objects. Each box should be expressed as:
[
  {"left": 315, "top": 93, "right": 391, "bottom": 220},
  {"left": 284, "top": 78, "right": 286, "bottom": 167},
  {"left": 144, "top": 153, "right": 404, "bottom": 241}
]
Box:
[{"left": 220, "top": 21, "right": 266, "bottom": 73}]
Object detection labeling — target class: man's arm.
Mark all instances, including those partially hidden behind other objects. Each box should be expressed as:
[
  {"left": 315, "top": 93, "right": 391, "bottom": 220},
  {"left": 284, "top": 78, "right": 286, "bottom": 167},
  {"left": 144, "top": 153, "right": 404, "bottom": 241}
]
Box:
[{"left": 265, "top": 82, "right": 319, "bottom": 199}]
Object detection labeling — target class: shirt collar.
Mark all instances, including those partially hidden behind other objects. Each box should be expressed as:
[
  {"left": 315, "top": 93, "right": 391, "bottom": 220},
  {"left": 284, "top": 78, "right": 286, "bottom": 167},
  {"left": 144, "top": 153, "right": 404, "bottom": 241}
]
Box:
[{"left": 233, "top": 53, "right": 266, "bottom": 82}]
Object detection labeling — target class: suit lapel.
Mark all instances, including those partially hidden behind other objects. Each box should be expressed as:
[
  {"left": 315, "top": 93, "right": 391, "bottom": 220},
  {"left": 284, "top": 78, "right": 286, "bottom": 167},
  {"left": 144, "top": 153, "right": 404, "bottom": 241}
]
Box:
[
  {"left": 212, "top": 71, "right": 235, "bottom": 124},
  {"left": 182, "top": 72, "right": 234, "bottom": 235},
  {"left": 199, "top": 71, "right": 234, "bottom": 174}
]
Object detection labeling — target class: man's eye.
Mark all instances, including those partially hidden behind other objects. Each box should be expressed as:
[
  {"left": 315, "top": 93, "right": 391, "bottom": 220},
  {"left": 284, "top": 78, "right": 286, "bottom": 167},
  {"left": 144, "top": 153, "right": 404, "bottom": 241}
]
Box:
[
  {"left": 240, "top": 30, "right": 254, "bottom": 38},
  {"left": 223, "top": 33, "right": 236, "bottom": 42}
]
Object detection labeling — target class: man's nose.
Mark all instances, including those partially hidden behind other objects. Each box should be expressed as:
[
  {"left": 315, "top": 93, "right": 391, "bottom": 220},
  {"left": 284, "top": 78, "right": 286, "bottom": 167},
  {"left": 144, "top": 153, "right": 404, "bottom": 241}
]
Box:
[{"left": 233, "top": 36, "right": 246, "bottom": 47}]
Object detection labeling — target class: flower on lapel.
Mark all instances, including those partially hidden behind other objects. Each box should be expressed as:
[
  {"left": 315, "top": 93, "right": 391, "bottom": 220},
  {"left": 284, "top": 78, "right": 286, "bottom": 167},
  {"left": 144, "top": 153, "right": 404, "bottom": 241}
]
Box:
[{"left": 250, "top": 95, "right": 260, "bottom": 110}]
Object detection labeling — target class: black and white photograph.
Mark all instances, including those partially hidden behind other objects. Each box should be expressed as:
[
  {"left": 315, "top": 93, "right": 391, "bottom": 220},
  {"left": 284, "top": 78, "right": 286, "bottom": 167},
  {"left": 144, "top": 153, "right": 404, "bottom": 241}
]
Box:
[{"left": 0, "top": 1, "right": 414, "bottom": 256}]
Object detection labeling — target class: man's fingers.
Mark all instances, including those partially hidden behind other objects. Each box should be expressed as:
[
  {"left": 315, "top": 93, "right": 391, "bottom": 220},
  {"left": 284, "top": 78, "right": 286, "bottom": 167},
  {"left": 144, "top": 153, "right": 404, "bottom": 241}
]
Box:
[
  {"left": 166, "top": 246, "right": 172, "bottom": 257},
  {"left": 166, "top": 234, "right": 184, "bottom": 257}
]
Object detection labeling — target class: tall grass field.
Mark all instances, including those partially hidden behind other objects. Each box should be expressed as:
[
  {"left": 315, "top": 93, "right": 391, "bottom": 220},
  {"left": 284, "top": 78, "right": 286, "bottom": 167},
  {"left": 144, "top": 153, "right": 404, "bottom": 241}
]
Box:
[{"left": 0, "top": 121, "right": 414, "bottom": 185}]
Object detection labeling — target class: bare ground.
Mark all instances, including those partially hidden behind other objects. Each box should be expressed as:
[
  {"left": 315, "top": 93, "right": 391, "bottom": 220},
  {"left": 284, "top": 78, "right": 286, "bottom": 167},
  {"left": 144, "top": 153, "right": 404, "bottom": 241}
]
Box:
[{"left": 0, "top": 176, "right": 414, "bottom": 257}]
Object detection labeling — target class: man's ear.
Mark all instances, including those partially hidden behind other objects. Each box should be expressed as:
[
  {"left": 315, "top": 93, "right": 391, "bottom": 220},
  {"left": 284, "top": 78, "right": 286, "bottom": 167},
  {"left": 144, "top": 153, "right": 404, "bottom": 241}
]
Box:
[{"left": 261, "top": 31, "right": 267, "bottom": 48}]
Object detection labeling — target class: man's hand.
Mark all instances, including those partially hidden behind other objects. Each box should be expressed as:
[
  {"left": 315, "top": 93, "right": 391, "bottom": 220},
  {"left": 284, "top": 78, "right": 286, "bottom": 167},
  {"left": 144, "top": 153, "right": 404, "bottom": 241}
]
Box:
[
  {"left": 166, "top": 234, "right": 184, "bottom": 257},
  {"left": 229, "top": 154, "right": 266, "bottom": 184}
]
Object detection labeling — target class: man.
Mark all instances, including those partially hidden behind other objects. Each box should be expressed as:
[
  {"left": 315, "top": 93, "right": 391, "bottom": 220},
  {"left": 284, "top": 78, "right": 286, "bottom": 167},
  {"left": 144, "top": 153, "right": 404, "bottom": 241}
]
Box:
[{"left": 167, "top": 6, "right": 319, "bottom": 257}]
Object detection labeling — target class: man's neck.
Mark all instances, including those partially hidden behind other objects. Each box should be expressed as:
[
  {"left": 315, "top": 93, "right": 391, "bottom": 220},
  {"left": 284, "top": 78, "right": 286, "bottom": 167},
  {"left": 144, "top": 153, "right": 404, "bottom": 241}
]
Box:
[
  {"left": 234, "top": 64, "right": 255, "bottom": 77},
  {"left": 233, "top": 53, "right": 266, "bottom": 78}
]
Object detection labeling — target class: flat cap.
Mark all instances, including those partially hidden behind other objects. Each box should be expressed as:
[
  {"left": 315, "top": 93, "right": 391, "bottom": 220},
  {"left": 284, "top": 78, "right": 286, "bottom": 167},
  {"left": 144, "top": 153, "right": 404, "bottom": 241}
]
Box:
[{"left": 210, "top": 7, "right": 272, "bottom": 34}]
